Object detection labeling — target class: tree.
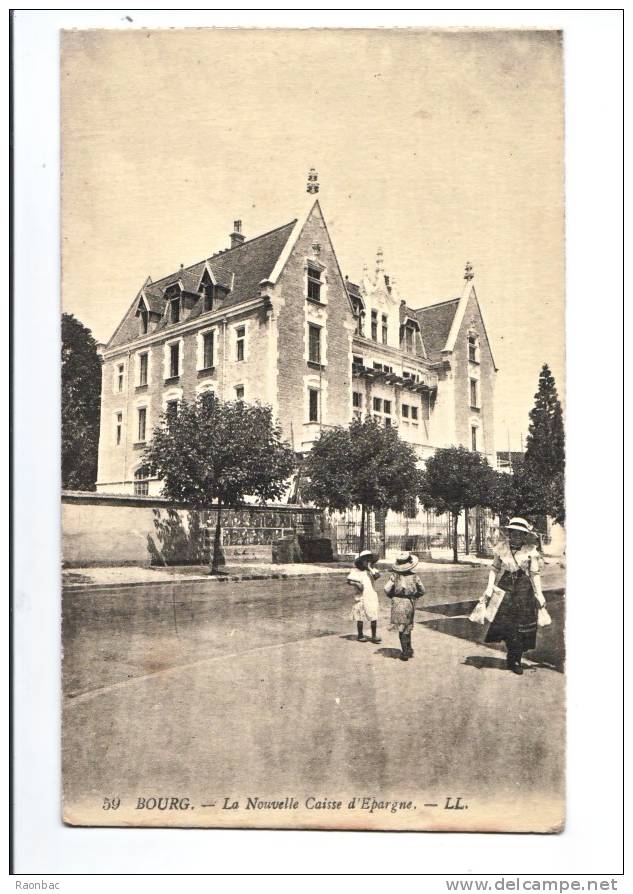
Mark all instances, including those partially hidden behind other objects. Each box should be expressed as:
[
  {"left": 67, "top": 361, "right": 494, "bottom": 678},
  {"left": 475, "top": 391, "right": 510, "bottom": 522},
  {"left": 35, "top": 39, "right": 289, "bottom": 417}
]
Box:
[
  {"left": 522, "top": 364, "right": 566, "bottom": 524},
  {"left": 304, "top": 416, "right": 421, "bottom": 551},
  {"left": 143, "top": 394, "right": 296, "bottom": 573},
  {"left": 61, "top": 313, "right": 102, "bottom": 490},
  {"left": 418, "top": 446, "right": 496, "bottom": 563}
]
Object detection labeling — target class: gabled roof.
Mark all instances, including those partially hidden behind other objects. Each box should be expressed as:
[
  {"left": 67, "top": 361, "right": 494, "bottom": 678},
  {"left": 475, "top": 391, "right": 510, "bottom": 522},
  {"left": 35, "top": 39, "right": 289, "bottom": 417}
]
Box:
[
  {"left": 139, "top": 287, "right": 165, "bottom": 315},
  {"left": 412, "top": 298, "right": 461, "bottom": 360},
  {"left": 109, "top": 220, "right": 298, "bottom": 347}
]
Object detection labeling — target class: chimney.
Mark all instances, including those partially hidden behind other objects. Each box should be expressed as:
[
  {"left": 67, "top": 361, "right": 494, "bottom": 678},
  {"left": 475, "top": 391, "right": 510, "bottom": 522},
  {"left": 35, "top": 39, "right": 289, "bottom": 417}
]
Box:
[{"left": 230, "top": 220, "right": 245, "bottom": 249}]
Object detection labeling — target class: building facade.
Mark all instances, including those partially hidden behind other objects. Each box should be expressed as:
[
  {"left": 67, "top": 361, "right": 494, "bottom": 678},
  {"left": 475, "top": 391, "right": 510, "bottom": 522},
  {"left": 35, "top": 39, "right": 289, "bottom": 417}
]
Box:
[{"left": 96, "top": 197, "right": 497, "bottom": 496}]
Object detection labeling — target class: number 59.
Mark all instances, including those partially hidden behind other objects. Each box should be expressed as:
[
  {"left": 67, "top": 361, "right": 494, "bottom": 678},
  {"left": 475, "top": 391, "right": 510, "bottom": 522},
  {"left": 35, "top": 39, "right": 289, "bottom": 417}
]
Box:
[{"left": 102, "top": 797, "right": 121, "bottom": 810}]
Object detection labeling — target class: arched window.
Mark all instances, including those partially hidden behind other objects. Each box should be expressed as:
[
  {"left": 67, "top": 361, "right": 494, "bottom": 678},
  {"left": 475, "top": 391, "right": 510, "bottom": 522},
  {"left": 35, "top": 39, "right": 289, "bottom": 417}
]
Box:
[{"left": 134, "top": 465, "right": 150, "bottom": 496}]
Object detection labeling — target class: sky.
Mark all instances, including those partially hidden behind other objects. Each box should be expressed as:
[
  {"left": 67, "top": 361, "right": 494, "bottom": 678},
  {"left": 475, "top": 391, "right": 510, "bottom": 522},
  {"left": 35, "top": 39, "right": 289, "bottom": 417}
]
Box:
[{"left": 61, "top": 27, "right": 565, "bottom": 452}]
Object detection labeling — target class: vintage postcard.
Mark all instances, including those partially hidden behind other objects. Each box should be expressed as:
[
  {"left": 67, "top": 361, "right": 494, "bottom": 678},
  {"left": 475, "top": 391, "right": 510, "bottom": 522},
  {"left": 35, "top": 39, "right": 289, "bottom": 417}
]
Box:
[{"left": 61, "top": 27, "right": 565, "bottom": 832}]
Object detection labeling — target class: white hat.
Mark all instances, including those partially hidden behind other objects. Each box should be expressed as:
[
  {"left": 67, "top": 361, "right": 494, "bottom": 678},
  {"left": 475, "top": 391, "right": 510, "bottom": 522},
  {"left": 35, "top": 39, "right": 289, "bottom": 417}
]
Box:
[
  {"left": 504, "top": 517, "right": 535, "bottom": 535},
  {"left": 356, "top": 549, "right": 378, "bottom": 563}
]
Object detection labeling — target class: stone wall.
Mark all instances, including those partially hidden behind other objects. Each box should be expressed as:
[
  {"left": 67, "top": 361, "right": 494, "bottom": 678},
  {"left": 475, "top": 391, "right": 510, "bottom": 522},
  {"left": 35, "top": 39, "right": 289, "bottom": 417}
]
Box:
[{"left": 62, "top": 491, "right": 323, "bottom": 567}]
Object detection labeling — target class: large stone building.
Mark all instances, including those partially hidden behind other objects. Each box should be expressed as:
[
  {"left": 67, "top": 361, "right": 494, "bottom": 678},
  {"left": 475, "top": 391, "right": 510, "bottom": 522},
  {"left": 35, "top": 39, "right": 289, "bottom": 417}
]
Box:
[{"left": 97, "top": 192, "right": 496, "bottom": 497}]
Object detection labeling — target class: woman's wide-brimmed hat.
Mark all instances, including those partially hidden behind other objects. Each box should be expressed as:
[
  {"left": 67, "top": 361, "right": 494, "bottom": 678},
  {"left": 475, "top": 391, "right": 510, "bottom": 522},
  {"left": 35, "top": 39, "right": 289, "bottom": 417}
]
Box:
[
  {"left": 392, "top": 551, "right": 419, "bottom": 573},
  {"left": 504, "top": 517, "right": 536, "bottom": 535}
]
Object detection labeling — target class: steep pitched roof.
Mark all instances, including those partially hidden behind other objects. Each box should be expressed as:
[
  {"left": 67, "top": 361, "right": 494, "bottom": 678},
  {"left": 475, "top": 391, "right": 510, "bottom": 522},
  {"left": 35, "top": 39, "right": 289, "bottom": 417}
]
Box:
[
  {"left": 412, "top": 298, "right": 461, "bottom": 359},
  {"left": 148, "top": 222, "right": 296, "bottom": 310}
]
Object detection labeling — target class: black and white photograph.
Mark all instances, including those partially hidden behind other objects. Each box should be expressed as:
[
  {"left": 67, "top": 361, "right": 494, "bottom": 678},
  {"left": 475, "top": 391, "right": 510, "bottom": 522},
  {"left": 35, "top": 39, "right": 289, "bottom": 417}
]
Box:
[{"left": 57, "top": 26, "right": 569, "bottom": 833}]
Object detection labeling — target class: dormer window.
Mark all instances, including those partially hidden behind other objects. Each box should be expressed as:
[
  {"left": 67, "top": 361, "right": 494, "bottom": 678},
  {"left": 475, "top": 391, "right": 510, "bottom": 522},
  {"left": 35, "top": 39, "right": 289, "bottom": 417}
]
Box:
[
  {"left": 404, "top": 323, "right": 416, "bottom": 355},
  {"left": 307, "top": 263, "right": 322, "bottom": 303},
  {"left": 140, "top": 307, "right": 149, "bottom": 334},
  {"left": 381, "top": 314, "right": 388, "bottom": 345},
  {"left": 203, "top": 285, "right": 214, "bottom": 313},
  {"left": 468, "top": 334, "right": 479, "bottom": 363},
  {"left": 170, "top": 296, "right": 180, "bottom": 324}
]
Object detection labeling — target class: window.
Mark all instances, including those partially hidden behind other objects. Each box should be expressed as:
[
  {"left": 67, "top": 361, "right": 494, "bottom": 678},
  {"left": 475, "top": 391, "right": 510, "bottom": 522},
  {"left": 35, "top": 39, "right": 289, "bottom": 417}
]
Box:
[
  {"left": 471, "top": 426, "right": 478, "bottom": 452},
  {"left": 468, "top": 334, "right": 478, "bottom": 363},
  {"left": 381, "top": 314, "right": 388, "bottom": 345},
  {"left": 139, "top": 352, "right": 148, "bottom": 387},
  {"left": 355, "top": 312, "right": 364, "bottom": 337},
  {"left": 373, "top": 397, "right": 382, "bottom": 412},
  {"left": 308, "top": 324, "right": 321, "bottom": 364},
  {"left": 134, "top": 465, "right": 150, "bottom": 496},
  {"left": 117, "top": 364, "right": 124, "bottom": 393},
  {"left": 352, "top": 392, "right": 362, "bottom": 409},
  {"left": 308, "top": 388, "right": 319, "bottom": 423},
  {"left": 411, "top": 406, "right": 419, "bottom": 422},
  {"left": 203, "top": 331, "right": 214, "bottom": 369},
  {"left": 307, "top": 264, "right": 322, "bottom": 302},
  {"left": 137, "top": 407, "right": 147, "bottom": 442},
  {"left": 236, "top": 326, "right": 245, "bottom": 361},
  {"left": 383, "top": 400, "right": 392, "bottom": 415},
  {"left": 402, "top": 404, "right": 409, "bottom": 419},
  {"left": 353, "top": 355, "right": 364, "bottom": 367},
  {"left": 203, "top": 285, "right": 214, "bottom": 313},
  {"left": 170, "top": 297, "right": 180, "bottom": 324},
  {"left": 115, "top": 412, "right": 123, "bottom": 446},
  {"left": 169, "top": 343, "right": 180, "bottom": 379},
  {"left": 140, "top": 308, "right": 149, "bottom": 334},
  {"left": 404, "top": 325, "right": 415, "bottom": 355},
  {"left": 166, "top": 398, "right": 178, "bottom": 417},
  {"left": 235, "top": 385, "right": 244, "bottom": 400},
  {"left": 371, "top": 310, "right": 378, "bottom": 341},
  {"left": 470, "top": 378, "right": 478, "bottom": 408}
]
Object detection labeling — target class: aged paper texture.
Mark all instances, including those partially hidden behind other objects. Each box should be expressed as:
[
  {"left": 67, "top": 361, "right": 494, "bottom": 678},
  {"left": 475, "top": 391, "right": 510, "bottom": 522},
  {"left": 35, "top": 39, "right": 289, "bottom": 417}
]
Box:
[{"left": 61, "top": 27, "right": 565, "bottom": 832}]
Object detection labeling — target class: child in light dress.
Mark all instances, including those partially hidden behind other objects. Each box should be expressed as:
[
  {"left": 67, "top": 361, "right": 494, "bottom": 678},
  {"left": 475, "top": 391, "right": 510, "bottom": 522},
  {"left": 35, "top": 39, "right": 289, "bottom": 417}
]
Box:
[{"left": 346, "top": 549, "right": 382, "bottom": 643}]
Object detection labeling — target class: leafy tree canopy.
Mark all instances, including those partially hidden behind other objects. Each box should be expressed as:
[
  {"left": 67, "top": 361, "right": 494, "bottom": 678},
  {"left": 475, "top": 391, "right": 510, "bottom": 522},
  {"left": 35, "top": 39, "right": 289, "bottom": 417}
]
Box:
[
  {"left": 144, "top": 394, "right": 296, "bottom": 509},
  {"left": 61, "top": 313, "right": 102, "bottom": 491},
  {"left": 304, "top": 416, "right": 420, "bottom": 515},
  {"left": 143, "top": 395, "right": 296, "bottom": 571},
  {"left": 418, "top": 445, "right": 495, "bottom": 516}
]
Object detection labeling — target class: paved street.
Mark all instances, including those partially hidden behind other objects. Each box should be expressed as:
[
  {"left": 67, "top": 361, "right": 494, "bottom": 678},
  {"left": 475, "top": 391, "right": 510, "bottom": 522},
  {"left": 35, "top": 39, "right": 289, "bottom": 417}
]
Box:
[{"left": 63, "top": 564, "right": 565, "bottom": 832}]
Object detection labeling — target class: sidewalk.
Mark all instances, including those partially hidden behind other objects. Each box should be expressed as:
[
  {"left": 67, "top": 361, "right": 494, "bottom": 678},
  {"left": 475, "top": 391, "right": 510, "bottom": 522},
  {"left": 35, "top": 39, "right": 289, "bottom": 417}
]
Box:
[
  {"left": 62, "top": 561, "right": 353, "bottom": 590},
  {"left": 62, "top": 557, "right": 492, "bottom": 590},
  {"left": 63, "top": 551, "right": 564, "bottom": 591}
]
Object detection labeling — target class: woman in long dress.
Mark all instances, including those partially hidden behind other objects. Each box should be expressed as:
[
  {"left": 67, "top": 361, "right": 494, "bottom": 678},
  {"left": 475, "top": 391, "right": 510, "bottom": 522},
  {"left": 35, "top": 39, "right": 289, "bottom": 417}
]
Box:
[
  {"left": 480, "top": 517, "right": 549, "bottom": 675},
  {"left": 346, "top": 549, "right": 382, "bottom": 643}
]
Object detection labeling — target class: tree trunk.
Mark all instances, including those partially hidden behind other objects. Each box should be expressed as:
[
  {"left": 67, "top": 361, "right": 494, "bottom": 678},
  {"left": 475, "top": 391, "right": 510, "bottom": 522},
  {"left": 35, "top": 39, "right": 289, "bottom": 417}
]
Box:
[
  {"left": 464, "top": 509, "right": 470, "bottom": 555},
  {"left": 210, "top": 498, "right": 225, "bottom": 574},
  {"left": 359, "top": 505, "right": 365, "bottom": 553},
  {"left": 452, "top": 511, "right": 459, "bottom": 564}
]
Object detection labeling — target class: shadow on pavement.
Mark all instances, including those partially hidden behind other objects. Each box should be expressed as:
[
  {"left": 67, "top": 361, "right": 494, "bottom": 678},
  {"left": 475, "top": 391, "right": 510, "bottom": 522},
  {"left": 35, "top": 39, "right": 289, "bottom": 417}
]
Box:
[
  {"left": 375, "top": 647, "right": 403, "bottom": 660},
  {"left": 419, "top": 594, "right": 565, "bottom": 673},
  {"left": 463, "top": 655, "right": 507, "bottom": 671},
  {"left": 422, "top": 600, "right": 477, "bottom": 617}
]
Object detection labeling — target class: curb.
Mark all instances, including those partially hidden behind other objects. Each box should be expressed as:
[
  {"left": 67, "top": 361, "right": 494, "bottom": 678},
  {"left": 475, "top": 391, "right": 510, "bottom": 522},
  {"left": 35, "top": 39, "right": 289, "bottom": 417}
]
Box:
[{"left": 63, "top": 570, "right": 349, "bottom": 593}]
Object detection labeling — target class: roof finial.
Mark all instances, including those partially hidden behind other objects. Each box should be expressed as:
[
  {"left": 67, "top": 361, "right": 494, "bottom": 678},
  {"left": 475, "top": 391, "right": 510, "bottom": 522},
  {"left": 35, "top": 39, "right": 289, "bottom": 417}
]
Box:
[
  {"left": 306, "top": 168, "right": 319, "bottom": 194},
  {"left": 375, "top": 247, "right": 384, "bottom": 280},
  {"left": 464, "top": 261, "right": 474, "bottom": 282}
]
